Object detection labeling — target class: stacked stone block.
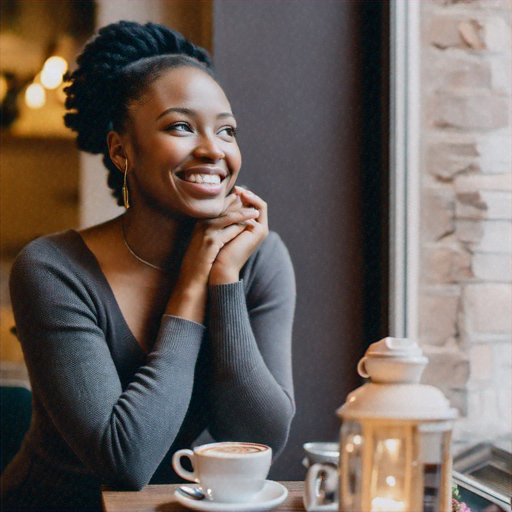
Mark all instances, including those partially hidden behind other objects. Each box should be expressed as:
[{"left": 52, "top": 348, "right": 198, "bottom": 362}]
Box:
[{"left": 420, "top": 0, "right": 511, "bottom": 442}]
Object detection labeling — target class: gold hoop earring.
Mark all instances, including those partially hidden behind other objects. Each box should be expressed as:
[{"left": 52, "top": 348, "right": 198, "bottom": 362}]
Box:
[{"left": 122, "top": 160, "right": 130, "bottom": 209}]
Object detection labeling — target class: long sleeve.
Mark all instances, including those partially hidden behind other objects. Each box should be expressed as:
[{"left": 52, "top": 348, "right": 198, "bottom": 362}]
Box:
[
  {"left": 207, "top": 232, "right": 296, "bottom": 457},
  {"left": 9, "top": 236, "right": 205, "bottom": 490}
]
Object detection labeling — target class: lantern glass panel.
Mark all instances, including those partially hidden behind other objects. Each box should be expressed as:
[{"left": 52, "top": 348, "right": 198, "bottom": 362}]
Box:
[
  {"left": 418, "top": 425, "right": 451, "bottom": 512},
  {"left": 369, "top": 424, "right": 413, "bottom": 512},
  {"left": 340, "top": 420, "right": 363, "bottom": 511}
]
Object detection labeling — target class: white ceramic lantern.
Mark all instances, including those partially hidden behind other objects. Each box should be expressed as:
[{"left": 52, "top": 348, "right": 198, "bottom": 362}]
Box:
[{"left": 337, "top": 338, "right": 457, "bottom": 512}]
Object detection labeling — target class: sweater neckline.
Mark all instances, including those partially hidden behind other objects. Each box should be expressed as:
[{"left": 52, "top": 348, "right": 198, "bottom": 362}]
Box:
[{"left": 65, "top": 229, "right": 147, "bottom": 355}]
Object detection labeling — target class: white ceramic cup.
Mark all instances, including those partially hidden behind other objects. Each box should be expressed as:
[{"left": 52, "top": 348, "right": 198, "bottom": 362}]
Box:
[
  {"left": 303, "top": 442, "right": 340, "bottom": 468},
  {"left": 303, "top": 443, "right": 339, "bottom": 511},
  {"left": 172, "top": 441, "right": 272, "bottom": 503},
  {"left": 304, "top": 463, "right": 338, "bottom": 511}
]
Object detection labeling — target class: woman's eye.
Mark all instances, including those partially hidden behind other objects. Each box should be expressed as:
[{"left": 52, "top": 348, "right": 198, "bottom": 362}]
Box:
[
  {"left": 219, "top": 126, "right": 238, "bottom": 138},
  {"left": 166, "top": 122, "right": 192, "bottom": 133}
]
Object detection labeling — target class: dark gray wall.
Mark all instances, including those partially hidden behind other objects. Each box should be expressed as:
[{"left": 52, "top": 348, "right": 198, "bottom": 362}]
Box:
[{"left": 213, "top": 0, "right": 365, "bottom": 480}]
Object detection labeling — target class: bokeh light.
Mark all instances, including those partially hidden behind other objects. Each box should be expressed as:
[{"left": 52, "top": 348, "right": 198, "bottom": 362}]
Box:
[
  {"left": 0, "top": 74, "right": 8, "bottom": 103},
  {"left": 25, "top": 83, "right": 46, "bottom": 109},
  {"left": 41, "top": 56, "right": 68, "bottom": 90}
]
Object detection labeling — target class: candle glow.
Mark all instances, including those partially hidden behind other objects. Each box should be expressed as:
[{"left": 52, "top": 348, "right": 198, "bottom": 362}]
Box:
[
  {"left": 371, "top": 496, "right": 406, "bottom": 512},
  {"left": 386, "top": 475, "right": 396, "bottom": 487},
  {"left": 383, "top": 439, "right": 400, "bottom": 457}
]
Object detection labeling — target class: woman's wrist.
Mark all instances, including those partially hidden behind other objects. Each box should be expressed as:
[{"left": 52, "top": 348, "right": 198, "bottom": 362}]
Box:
[
  {"left": 165, "top": 279, "right": 207, "bottom": 324},
  {"left": 209, "top": 267, "right": 240, "bottom": 285}
]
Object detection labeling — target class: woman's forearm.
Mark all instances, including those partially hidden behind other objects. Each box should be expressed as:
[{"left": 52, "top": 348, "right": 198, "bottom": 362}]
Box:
[
  {"left": 206, "top": 232, "right": 296, "bottom": 457},
  {"left": 165, "top": 278, "right": 208, "bottom": 325}
]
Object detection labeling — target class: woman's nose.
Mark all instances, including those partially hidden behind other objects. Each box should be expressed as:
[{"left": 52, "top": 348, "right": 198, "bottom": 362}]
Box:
[{"left": 193, "top": 135, "right": 225, "bottom": 161}]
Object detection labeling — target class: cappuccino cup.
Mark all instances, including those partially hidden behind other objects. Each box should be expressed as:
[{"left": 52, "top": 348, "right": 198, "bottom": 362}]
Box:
[{"left": 172, "top": 442, "right": 272, "bottom": 503}]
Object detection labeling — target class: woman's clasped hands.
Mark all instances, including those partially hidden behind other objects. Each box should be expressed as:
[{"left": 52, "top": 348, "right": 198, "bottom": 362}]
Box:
[
  {"left": 185, "top": 186, "right": 268, "bottom": 285},
  {"left": 209, "top": 186, "right": 269, "bottom": 285},
  {"left": 167, "top": 186, "right": 268, "bottom": 323}
]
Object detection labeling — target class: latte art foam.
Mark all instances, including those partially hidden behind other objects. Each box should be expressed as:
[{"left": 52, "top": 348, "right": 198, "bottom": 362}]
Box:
[{"left": 199, "top": 443, "right": 268, "bottom": 456}]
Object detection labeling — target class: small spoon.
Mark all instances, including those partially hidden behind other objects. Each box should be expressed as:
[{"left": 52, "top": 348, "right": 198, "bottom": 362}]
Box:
[{"left": 178, "top": 485, "right": 206, "bottom": 501}]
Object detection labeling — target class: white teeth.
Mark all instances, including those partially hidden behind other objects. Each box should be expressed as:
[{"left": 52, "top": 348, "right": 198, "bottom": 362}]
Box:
[{"left": 183, "top": 174, "right": 221, "bottom": 185}]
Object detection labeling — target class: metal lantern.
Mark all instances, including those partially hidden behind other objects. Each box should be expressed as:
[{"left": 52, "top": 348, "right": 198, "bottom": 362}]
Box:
[{"left": 337, "top": 338, "right": 457, "bottom": 512}]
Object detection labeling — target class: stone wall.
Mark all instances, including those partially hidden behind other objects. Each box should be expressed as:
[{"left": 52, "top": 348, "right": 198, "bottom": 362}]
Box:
[{"left": 419, "top": 0, "right": 511, "bottom": 442}]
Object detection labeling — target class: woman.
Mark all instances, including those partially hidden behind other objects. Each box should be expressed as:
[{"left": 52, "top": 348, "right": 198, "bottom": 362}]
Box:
[{"left": 1, "top": 21, "right": 295, "bottom": 511}]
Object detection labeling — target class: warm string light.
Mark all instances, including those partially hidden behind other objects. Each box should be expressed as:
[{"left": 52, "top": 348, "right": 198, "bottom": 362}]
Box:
[
  {"left": 41, "top": 56, "right": 68, "bottom": 90},
  {"left": 25, "top": 83, "right": 46, "bottom": 109},
  {"left": 24, "top": 55, "right": 68, "bottom": 109}
]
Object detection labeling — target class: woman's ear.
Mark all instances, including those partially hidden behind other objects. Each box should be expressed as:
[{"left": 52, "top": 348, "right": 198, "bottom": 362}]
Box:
[{"left": 107, "top": 131, "right": 128, "bottom": 172}]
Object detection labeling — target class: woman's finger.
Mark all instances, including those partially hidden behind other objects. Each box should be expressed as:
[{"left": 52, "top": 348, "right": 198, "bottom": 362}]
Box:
[
  {"left": 239, "top": 189, "right": 268, "bottom": 227},
  {"left": 215, "top": 222, "right": 248, "bottom": 246},
  {"left": 221, "top": 192, "right": 241, "bottom": 214},
  {"left": 205, "top": 207, "right": 259, "bottom": 230}
]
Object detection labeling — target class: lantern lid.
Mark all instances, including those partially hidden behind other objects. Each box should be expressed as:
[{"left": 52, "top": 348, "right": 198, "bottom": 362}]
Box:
[
  {"left": 356, "top": 337, "right": 429, "bottom": 384},
  {"left": 337, "top": 337, "right": 458, "bottom": 421},
  {"left": 364, "top": 337, "right": 425, "bottom": 358},
  {"left": 337, "top": 382, "right": 458, "bottom": 420}
]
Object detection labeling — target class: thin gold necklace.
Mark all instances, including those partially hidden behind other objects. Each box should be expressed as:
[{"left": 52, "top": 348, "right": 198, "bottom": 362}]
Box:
[{"left": 121, "top": 216, "right": 169, "bottom": 272}]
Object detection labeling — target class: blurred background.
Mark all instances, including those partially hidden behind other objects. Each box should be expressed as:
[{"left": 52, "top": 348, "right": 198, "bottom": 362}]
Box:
[{"left": 1, "top": 0, "right": 510, "bottom": 487}]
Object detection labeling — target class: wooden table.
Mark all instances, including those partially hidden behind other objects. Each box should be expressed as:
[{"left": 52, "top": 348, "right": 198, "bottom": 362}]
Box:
[{"left": 102, "top": 481, "right": 306, "bottom": 511}]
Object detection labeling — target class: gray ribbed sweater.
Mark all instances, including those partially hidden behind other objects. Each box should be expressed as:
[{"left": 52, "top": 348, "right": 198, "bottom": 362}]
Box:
[{"left": 1, "top": 229, "right": 295, "bottom": 511}]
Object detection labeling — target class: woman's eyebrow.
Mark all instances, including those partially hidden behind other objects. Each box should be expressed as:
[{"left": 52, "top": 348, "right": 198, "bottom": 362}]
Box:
[
  {"left": 156, "top": 108, "right": 235, "bottom": 121},
  {"left": 156, "top": 107, "right": 194, "bottom": 121},
  {"left": 217, "top": 112, "right": 235, "bottom": 120}
]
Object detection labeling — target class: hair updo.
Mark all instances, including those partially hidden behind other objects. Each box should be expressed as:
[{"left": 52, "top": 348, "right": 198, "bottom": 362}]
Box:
[{"left": 64, "top": 21, "right": 213, "bottom": 206}]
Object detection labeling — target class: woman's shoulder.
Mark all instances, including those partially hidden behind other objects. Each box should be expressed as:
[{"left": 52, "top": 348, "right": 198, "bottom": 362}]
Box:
[
  {"left": 241, "top": 230, "right": 295, "bottom": 295},
  {"left": 10, "top": 229, "right": 99, "bottom": 293},
  {"left": 9, "top": 230, "right": 109, "bottom": 320},
  {"left": 255, "top": 230, "right": 292, "bottom": 264},
  {"left": 13, "top": 230, "right": 87, "bottom": 268}
]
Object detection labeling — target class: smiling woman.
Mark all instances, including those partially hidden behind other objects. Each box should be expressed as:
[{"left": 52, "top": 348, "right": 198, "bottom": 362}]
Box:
[
  {"left": 110, "top": 64, "right": 242, "bottom": 221},
  {"left": 1, "top": 21, "right": 296, "bottom": 511}
]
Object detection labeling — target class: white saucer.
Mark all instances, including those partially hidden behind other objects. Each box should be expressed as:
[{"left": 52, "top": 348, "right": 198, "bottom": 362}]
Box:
[{"left": 174, "top": 481, "right": 288, "bottom": 511}]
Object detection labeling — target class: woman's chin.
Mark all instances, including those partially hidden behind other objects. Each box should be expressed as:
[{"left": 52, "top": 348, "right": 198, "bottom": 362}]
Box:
[
  {"left": 190, "top": 207, "right": 225, "bottom": 220},
  {"left": 181, "top": 200, "right": 226, "bottom": 220},
  {"left": 146, "top": 196, "right": 227, "bottom": 221}
]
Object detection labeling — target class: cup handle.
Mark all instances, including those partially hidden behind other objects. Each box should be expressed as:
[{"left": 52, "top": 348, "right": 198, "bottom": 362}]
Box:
[
  {"left": 172, "top": 449, "right": 198, "bottom": 482},
  {"left": 303, "top": 463, "right": 338, "bottom": 511}
]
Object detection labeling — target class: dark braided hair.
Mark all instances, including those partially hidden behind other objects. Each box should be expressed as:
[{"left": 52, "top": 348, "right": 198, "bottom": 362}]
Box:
[{"left": 64, "top": 21, "right": 213, "bottom": 206}]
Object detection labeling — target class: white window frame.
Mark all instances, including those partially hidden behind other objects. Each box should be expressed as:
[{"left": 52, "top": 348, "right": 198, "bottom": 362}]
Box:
[{"left": 389, "top": 0, "right": 422, "bottom": 339}]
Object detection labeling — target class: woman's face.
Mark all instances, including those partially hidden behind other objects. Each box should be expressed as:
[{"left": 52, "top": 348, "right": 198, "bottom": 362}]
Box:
[{"left": 122, "top": 66, "right": 241, "bottom": 219}]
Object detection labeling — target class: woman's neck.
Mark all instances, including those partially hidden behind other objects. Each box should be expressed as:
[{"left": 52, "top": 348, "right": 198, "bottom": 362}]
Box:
[{"left": 121, "top": 207, "right": 194, "bottom": 272}]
